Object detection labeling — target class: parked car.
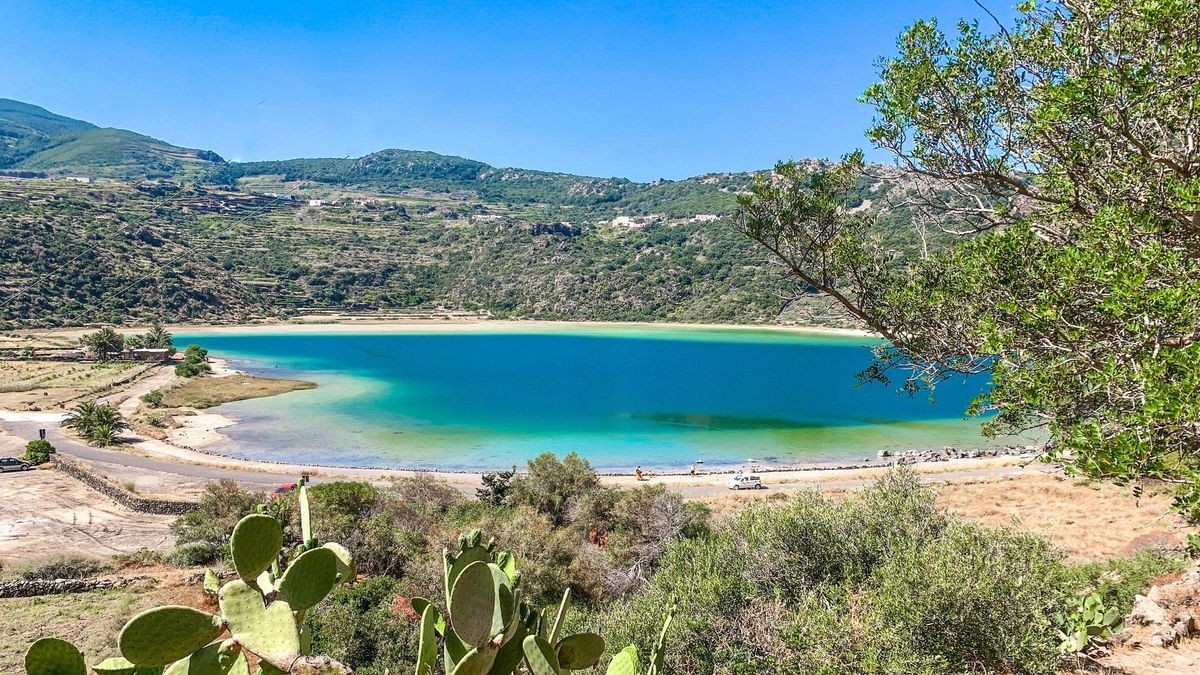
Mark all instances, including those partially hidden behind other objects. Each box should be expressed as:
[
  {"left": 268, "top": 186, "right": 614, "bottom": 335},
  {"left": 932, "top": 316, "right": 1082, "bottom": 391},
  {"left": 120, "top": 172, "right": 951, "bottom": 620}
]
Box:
[
  {"left": 271, "top": 482, "right": 297, "bottom": 497},
  {"left": 0, "top": 457, "right": 32, "bottom": 472},
  {"left": 727, "top": 474, "right": 764, "bottom": 490}
]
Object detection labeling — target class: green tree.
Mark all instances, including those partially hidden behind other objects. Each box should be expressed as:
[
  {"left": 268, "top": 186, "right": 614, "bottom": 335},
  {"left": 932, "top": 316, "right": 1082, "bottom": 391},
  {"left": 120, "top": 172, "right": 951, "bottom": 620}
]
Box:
[
  {"left": 508, "top": 452, "right": 600, "bottom": 525},
  {"left": 79, "top": 327, "right": 124, "bottom": 360},
  {"left": 62, "top": 400, "right": 130, "bottom": 447},
  {"left": 23, "top": 439, "right": 55, "bottom": 465},
  {"left": 141, "top": 322, "right": 174, "bottom": 350},
  {"left": 738, "top": 0, "right": 1200, "bottom": 517}
]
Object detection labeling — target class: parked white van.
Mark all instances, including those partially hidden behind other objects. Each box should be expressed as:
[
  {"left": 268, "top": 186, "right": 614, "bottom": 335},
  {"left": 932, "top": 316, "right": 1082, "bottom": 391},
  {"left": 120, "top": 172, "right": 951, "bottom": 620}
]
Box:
[{"left": 727, "top": 474, "right": 764, "bottom": 490}]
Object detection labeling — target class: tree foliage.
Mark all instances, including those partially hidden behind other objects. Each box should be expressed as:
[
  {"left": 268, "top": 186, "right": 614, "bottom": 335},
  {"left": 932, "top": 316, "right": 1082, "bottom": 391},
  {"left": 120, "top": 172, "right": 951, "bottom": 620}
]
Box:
[
  {"left": 738, "top": 0, "right": 1200, "bottom": 516},
  {"left": 61, "top": 400, "right": 130, "bottom": 446}
]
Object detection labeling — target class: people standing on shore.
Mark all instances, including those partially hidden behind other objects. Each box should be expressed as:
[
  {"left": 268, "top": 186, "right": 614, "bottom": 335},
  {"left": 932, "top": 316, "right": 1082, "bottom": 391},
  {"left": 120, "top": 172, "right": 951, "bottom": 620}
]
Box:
[{"left": 635, "top": 465, "right": 644, "bottom": 481}]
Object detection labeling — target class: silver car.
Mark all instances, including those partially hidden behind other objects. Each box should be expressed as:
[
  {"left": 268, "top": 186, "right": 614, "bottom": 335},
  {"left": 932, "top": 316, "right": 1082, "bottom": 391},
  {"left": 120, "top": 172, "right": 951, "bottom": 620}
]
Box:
[
  {"left": 727, "top": 474, "right": 764, "bottom": 490},
  {"left": 0, "top": 457, "right": 32, "bottom": 472}
]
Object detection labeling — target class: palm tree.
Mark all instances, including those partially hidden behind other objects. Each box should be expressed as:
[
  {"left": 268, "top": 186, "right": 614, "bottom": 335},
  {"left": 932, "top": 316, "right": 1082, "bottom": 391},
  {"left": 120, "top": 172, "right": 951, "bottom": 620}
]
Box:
[
  {"left": 142, "top": 323, "right": 173, "bottom": 349},
  {"left": 80, "top": 327, "right": 124, "bottom": 361},
  {"left": 62, "top": 401, "right": 129, "bottom": 446}
]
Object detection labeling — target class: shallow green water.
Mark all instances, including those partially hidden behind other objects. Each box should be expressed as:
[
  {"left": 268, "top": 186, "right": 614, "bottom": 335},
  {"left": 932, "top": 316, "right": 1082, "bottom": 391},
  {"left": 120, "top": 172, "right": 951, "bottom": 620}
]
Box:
[{"left": 175, "top": 326, "right": 1010, "bottom": 471}]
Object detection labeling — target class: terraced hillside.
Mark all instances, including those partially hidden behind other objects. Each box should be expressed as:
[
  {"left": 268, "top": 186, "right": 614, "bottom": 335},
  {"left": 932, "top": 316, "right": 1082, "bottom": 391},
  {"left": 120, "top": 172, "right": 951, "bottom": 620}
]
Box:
[
  {"left": 0, "top": 176, "right": 878, "bottom": 327},
  {"left": 0, "top": 99, "right": 956, "bottom": 328}
]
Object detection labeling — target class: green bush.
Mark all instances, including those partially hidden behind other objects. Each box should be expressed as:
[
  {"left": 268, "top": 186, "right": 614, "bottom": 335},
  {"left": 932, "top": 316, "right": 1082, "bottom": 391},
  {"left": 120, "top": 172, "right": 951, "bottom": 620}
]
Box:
[
  {"left": 509, "top": 452, "right": 600, "bottom": 525},
  {"left": 174, "top": 360, "right": 210, "bottom": 377},
  {"left": 303, "top": 576, "right": 418, "bottom": 675},
  {"left": 166, "top": 541, "right": 223, "bottom": 567},
  {"left": 23, "top": 438, "right": 55, "bottom": 465},
  {"left": 1061, "top": 550, "right": 1185, "bottom": 616},
  {"left": 602, "top": 469, "right": 1088, "bottom": 675},
  {"left": 861, "top": 524, "right": 1064, "bottom": 674},
  {"left": 11, "top": 554, "right": 112, "bottom": 580},
  {"left": 169, "top": 479, "right": 263, "bottom": 548},
  {"left": 139, "top": 389, "right": 164, "bottom": 407},
  {"left": 174, "top": 344, "right": 211, "bottom": 378}
]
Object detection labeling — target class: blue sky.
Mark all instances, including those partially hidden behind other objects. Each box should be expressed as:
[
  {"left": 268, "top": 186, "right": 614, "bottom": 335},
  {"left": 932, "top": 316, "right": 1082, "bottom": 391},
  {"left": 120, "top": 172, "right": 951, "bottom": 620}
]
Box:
[{"left": 1, "top": 1, "right": 1008, "bottom": 180}]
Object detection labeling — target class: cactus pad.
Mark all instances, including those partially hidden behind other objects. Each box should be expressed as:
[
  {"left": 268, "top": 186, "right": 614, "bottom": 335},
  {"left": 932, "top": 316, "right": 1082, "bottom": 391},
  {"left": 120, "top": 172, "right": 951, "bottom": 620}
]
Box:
[
  {"left": 449, "top": 561, "right": 497, "bottom": 647},
  {"left": 446, "top": 646, "right": 496, "bottom": 675},
  {"left": 521, "top": 635, "right": 561, "bottom": 675},
  {"left": 322, "top": 542, "right": 356, "bottom": 584},
  {"left": 230, "top": 514, "right": 283, "bottom": 583},
  {"left": 555, "top": 633, "right": 605, "bottom": 671},
  {"left": 24, "top": 638, "right": 86, "bottom": 675},
  {"left": 118, "top": 606, "right": 223, "bottom": 666},
  {"left": 219, "top": 579, "right": 301, "bottom": 670},
  {"left": 162, "top": 642, "right": 249, "bottom": 675},
  {"left": 604, "top": 646, "right": 640, "bottom": 675},
  {"left": 415, "top": 604, "right": 437, "bottom": 675},
  {"left": 91, "top": 656, "right": 138, "bottom": 675},
  {"left": 277, "top": 546, "right": 339, "bottom": 610}
]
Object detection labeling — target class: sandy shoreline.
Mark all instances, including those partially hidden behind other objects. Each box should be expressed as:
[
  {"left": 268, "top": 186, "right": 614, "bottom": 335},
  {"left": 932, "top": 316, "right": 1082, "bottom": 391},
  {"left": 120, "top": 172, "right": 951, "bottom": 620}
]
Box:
[
  {"left": 10, "top": 319, "right": 877, "bottom": 345},
  {"left": 166, "top": 318, "right": 878, "bottom": 339}
]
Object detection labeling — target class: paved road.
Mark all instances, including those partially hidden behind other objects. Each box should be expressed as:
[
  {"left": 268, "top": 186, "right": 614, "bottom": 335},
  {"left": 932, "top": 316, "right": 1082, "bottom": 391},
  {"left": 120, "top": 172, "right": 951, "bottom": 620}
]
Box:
[{"left": 1, "top": 418, "right": 294, "bottom": 490}]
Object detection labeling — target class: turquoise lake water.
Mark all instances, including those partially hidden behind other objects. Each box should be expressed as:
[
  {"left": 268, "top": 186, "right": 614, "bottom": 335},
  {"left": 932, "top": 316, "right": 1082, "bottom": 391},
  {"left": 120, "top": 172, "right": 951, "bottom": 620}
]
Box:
[{"left": 174, "top": 326, "right": 1004, "bottom": 471}]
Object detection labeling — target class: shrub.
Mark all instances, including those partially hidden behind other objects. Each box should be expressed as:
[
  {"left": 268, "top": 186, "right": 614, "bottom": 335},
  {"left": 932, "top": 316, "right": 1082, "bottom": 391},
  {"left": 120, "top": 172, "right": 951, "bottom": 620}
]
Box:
[
  {"left": 174, "top": 360, "right": 211, "bottom": 377},
  {"left": 23, "top": 438, "right": 55, "bottom": 465},
  {"left": 139, "top": 389, "right": 164, "bottom": 407},
  {"left": 166, "top": 541, "right": 223, "bottom": 567},
  {"left": 603, "top": 469, "right": 1076, "bottom": 675},
  {"left": 861, "top": 524, "right": 1064, "bottom": 674},
  {"left": 1061, "top": 550, "right": 1185, "bottom": 616},
  {"left": 303, "top": 576, "right": 417, "bottom": 675},
  {"left": 174, "top": 344, "right": 211, "bottom": 378},
  {"left": 509, "top": 452, "right": 600, "bottom": 525},
  {"left": 476, "top": 466, "right": 515, "bottom": 505},
  {"left": 111, "top": 549, "right": 166, "bottom": 569},
  {"left": 12, "top": 554, "right": 112, "bottom": 580},
  {"left": 170, "top": 479, "right": 263, "bottom": 547}
]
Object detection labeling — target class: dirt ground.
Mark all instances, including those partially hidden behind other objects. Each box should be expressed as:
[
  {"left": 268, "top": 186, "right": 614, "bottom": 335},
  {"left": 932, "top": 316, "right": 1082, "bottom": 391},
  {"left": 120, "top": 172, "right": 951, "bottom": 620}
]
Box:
[
  {"left": 698, "top": 471, "right": 1194, "bottom": 563},
  {"left": 0, "top": 469, "right": 175, "bottom": 564}
]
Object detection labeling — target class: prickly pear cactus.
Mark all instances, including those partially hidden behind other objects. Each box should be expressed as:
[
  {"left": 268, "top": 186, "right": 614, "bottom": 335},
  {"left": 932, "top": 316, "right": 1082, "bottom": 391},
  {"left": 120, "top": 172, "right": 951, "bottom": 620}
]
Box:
[
  {"left": 407, "top": 530, "right": 674, "bottom": 675},
  {"left": 22, "top": 477, "right": 355, "bottom": 675}
]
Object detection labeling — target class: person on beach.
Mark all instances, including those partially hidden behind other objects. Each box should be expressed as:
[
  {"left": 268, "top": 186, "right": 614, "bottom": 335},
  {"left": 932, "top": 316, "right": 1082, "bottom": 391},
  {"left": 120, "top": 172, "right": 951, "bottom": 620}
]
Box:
[
  {"left": 689, "top": 463, "right": 697, "bottom": 476},
  {"left": 635, "top": 465, "right": 644, "bottom": 481}
]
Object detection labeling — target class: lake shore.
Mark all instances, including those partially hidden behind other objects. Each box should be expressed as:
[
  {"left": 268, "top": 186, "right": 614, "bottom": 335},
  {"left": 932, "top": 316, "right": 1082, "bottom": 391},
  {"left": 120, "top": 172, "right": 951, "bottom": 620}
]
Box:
[
  {"left": 1, "top": 319, "right": 1027, "bottom": 485},
  {"left": 8, "top": 319, "right": 876, "bottom": 347}
]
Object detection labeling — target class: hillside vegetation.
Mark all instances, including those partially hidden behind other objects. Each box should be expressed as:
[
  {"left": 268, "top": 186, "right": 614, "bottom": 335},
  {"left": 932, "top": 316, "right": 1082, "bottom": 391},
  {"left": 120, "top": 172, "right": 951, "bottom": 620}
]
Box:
[
  {"left": 0, "top": 99, "right": 221, "bottom": 180},
  {"left": 0, "top": 161, "right": 943, "bottom": 328}
]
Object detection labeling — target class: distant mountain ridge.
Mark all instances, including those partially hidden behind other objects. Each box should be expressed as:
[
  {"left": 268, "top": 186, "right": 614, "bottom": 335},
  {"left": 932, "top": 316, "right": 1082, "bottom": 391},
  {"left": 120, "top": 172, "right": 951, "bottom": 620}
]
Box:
[
  {"left": 1, "top": 98, "right": 770, "bottom": 212},
  {"left": 0, "top": 98, "right": 223, "bottom": 180}
]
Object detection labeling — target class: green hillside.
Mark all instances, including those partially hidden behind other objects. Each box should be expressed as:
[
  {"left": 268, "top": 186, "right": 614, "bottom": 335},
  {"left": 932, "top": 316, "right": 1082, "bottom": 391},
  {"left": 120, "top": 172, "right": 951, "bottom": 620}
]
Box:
[
  {"left": 16, "top": 127, "right": 223, "bottom": 180},
  {"left": 0, "top": 98, "right": 96, "bottom": 167},
  {"left": 0, "top": 98, "right": 947, "bottom": 328},
  {"left": 0, "top": 98, "right": 223, "bottom": 180}
]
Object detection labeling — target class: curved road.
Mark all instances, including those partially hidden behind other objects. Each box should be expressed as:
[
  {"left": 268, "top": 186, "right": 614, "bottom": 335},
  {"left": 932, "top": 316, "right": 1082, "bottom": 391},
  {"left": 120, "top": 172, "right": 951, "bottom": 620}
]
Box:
[{"left": 1, "top": 418, "right": 294, "bottom": 490}]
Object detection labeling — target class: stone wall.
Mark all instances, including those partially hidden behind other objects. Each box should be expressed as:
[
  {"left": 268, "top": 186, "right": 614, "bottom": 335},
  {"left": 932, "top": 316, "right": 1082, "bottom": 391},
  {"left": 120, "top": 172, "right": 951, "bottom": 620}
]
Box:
[
  {"left": 0, "top": 576, "right": 145, "bottom": 599},
  {"left": 51, "top": 456, "right": 196, "bottom": 515}
]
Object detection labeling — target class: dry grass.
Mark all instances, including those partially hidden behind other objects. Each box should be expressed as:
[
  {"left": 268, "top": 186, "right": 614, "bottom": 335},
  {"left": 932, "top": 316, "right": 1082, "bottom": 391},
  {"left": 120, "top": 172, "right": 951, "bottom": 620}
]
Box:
[
  {"left": 160, "top": 373, "right": 314, "bottom": 409},
  {"left": 696, "top": 472, "right": 1194, "bottom": 563},
  {"left": 0, "top": 566, "right": 207, "bottom": 673},
  {"left": 936, "top": 473, "right": 1190, "bottom": 562},
  {"left": 0, "top": 360, "right": 151, "bottom": 409}
]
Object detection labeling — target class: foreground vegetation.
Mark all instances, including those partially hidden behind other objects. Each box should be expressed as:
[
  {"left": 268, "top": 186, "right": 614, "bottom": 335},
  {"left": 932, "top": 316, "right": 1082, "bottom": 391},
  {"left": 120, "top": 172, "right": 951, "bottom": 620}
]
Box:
[{"left": 13, "top": 455, "right": 1175, "bottom": 674}]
